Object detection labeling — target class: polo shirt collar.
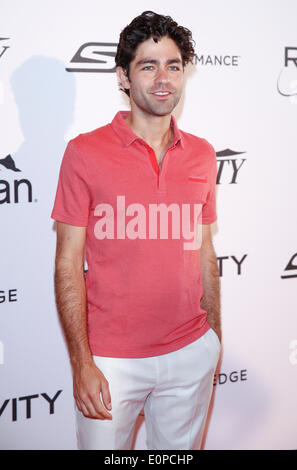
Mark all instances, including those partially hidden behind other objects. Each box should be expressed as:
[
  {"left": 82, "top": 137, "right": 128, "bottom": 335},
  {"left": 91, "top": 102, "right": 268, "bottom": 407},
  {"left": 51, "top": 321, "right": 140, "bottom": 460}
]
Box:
[{"left": 111, "top": 110, "right": 184, "bottom": 149}]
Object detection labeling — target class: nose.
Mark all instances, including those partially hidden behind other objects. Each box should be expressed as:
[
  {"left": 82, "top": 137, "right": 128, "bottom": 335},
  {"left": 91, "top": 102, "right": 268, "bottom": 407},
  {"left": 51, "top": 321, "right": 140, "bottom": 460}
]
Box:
[{"left": 155, "top": 67, "right": 170, "bottom": 84}]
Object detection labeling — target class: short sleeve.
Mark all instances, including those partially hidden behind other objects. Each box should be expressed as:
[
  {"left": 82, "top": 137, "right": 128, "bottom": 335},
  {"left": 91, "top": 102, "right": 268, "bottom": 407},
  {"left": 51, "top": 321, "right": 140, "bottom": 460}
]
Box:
[
  {"left": 51, "top": 139, "right": 91, "bottom": 227},
  {"left": 201, "top": 142, "right": 217, "bottom": 224}
]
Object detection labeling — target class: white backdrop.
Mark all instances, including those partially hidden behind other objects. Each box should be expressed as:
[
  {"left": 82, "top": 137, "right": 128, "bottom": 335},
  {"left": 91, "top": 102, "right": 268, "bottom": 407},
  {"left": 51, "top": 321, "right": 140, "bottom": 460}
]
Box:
[{"left": 1, "top": 0, "right": 297, "bottom": 450}]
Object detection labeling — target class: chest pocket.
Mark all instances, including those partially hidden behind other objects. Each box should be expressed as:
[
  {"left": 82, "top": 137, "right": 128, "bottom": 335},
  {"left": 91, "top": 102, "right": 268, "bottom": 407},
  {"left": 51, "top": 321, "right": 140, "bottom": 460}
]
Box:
[
  {"left": 184, "top": 177, "right": 209, "bottom": 204},
  {"left": 162, "top": 175, "right": 209, "bottom": 206}
]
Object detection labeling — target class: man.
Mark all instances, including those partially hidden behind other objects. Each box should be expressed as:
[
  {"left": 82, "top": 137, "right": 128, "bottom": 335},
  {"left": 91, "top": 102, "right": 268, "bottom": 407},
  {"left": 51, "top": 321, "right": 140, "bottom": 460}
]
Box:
[{"left": 51, "top": 11, "right": 221, "bottom": 450}]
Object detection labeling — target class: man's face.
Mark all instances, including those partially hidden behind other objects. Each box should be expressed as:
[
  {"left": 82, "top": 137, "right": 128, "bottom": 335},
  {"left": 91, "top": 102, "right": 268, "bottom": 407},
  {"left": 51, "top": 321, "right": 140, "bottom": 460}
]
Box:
[{"left": 119, "top": 36, "right": 185, "bottom": 117}]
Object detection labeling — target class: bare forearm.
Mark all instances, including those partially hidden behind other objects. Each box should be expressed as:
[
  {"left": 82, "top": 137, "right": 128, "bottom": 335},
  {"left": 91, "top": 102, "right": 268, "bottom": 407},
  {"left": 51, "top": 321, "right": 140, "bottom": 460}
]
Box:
[
  {"left": 200, "top": 245, "right": 221, "bottom": 340},
  {"left": 54, "top": 260, "right": 93, "bottom": 370}
]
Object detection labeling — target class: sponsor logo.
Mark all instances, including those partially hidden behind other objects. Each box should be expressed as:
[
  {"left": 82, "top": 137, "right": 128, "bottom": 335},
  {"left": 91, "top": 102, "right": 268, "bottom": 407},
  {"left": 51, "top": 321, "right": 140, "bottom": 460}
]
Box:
[
  {"left": 216, "top": 149, "right": 247, "bottom": 184},
  {"left": 213, "top": 369, "right": 247, "bottom": 386},
  {"left": 0, "top": 154, "right": 34, "bottom": 204},
  {"left": 281, "top": 253, "right": 297, "bottom": 279},
  {"left": 0, "top": 390, "right": 62, "bottom": 421},
  {"left": 0, "top": 154, "right": 20, "bottom": 172},
  {"left": 217, "top": 254, "right": 247, "bottom": 276},
  {"left": 66, "top": 42, "right": 117, "bottom": 73},
  {"left": 195, "top": 54, "right": 240, "bottom": 66},
  {"left": 277, "top": 47, "right": 297, "bottom": 103},
  {"left": 65, "top": 44, "right": 241, "bottom": 73},
  {"left": 0, "top": 37, "right": 10, "bottom": 60},
  {"left": 0, "top": 289, "right": 18, "bottom": 303}
]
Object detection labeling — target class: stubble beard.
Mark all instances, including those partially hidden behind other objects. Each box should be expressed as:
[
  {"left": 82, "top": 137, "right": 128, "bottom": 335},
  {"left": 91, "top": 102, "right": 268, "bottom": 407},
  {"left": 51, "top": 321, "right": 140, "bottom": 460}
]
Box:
[{"left": 130, "top": 85, "right": 183, "bottom": 117}]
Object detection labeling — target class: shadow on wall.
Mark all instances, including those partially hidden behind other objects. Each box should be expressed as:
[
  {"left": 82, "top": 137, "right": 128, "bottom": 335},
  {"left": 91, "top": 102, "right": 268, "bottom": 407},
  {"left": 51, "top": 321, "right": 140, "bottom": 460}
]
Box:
[{"left": 9, "top": 55, "right": 76, "bottom": 197}]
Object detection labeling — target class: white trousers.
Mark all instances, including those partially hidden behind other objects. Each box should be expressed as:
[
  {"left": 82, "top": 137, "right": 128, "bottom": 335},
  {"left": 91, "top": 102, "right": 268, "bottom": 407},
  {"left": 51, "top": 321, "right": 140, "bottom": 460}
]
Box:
[{"left": 75, "top": 328, "right": 221, "bottom": 450}]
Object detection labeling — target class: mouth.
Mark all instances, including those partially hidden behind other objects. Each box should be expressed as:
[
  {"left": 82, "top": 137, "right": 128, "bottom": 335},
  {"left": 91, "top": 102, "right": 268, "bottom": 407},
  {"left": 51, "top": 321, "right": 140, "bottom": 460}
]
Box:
[{"left": 151, "top": 91, "right": 172, "bottom": 100}]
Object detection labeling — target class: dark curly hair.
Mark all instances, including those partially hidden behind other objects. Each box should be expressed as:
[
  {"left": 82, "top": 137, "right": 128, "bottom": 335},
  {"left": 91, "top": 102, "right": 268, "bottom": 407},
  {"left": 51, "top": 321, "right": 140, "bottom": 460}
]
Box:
[{"left": 115, "top": 11, "right": 196, "bottom": 96}]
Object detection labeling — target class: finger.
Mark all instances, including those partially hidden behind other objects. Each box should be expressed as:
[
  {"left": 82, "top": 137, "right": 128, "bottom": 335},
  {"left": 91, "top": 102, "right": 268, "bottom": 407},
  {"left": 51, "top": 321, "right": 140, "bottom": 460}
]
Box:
[
  {"left": 80, "top": 390, "right": 111, "bottom": 420},
  {"left": 80, "top": 400, "right": 94, "bottom": 418},
  {"left": 73, "top": 387, "right": 83, "bottom": 413},
  {"left": 81, "top": 395, "right": 103, "bottom": 419},
  {"left": 75, "top": 387, "right": 97, "bottom": 418},
  {"left": 101, "top": 380, "right": 112, "bottom": 411},
  {"left": 75, "top": 396, "right": 83, "bottom": 413},
  {"left": 89, "top": 390, "right": 112, "bottom": 420}
]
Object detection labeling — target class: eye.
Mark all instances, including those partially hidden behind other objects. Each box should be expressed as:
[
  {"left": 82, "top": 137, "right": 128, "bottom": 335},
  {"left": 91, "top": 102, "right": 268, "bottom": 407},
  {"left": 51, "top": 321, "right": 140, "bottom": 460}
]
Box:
[
  {"left": 142, "top": 65, "right": 154, "bottom": 70},
  {"left": 169, "top": 65, "right": 180, "bottom": 71}
]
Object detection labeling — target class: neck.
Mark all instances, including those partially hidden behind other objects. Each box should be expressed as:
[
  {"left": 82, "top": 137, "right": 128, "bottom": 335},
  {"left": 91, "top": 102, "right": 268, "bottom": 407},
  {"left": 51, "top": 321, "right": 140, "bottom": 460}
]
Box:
[{"left": 124, "top": 107, "right": 173, "bottom": 149}]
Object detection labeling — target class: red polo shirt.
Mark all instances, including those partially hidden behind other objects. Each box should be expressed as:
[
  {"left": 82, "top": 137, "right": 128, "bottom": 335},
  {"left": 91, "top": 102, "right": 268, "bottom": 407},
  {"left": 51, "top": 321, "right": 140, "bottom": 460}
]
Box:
[{"left": 51, "top": 110, "right": 217, "bottom": 358}]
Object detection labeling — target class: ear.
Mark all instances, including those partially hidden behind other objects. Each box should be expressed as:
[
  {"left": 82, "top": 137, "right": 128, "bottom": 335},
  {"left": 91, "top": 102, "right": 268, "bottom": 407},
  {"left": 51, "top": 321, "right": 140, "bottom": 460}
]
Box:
[{"left": 116, "top": 66, "right": 130, "bottom": 91}]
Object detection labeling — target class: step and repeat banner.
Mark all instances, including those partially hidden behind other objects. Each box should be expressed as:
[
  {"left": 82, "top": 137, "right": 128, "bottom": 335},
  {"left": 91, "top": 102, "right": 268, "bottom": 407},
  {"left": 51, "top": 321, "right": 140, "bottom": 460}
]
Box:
[{"left": 1, "top": 0, "right": 296, "bottom": 450}]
